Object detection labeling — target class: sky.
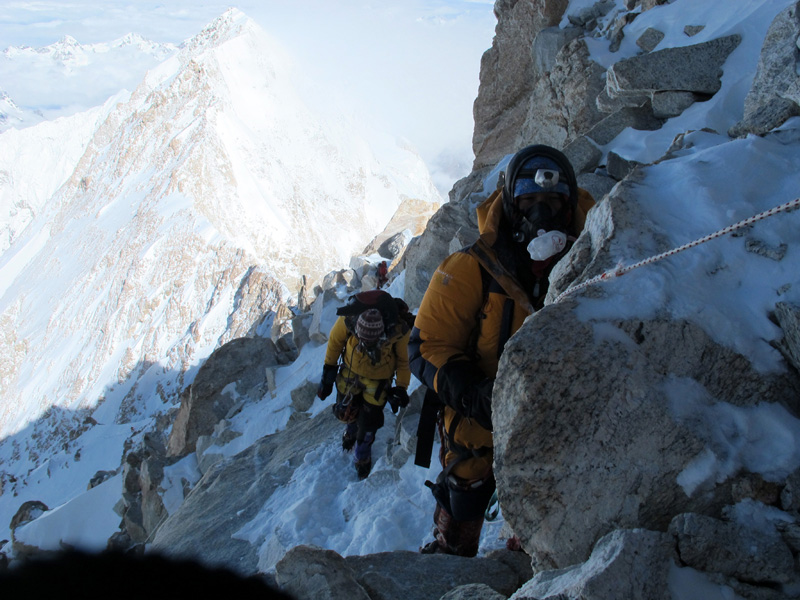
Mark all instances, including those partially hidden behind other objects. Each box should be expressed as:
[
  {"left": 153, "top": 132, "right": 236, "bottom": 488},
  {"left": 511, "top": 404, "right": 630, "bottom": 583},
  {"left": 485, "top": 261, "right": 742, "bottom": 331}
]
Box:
[
  {"left": 0, "top": 0, "right": 498, "bottom": 196},
  {"left": 3, "top": 0, "right": 800, "bottom": 597}
]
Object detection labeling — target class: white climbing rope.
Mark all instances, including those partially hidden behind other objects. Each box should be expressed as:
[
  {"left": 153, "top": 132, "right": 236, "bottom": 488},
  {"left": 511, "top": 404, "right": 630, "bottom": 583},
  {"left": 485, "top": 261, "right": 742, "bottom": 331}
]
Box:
[{"left": 554, "top": 196, "right": 800, "bottom": 304}]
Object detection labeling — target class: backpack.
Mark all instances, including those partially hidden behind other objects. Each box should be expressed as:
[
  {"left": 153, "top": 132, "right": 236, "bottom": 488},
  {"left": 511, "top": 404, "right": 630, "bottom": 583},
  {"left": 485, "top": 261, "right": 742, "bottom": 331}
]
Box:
[{"left": 336, "top": 289, "right": 414, "bottom": 336}]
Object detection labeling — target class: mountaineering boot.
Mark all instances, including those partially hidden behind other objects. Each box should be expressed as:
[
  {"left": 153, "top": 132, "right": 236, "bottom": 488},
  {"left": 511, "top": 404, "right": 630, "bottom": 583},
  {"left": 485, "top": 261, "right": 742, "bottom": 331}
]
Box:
[
  {"left": 419, "top": 538, "right": 450, "bottom": 555},
  {"left": 355, "top": 458, "right": 372, "bottom": 479},
  {"left": 419, "top": 504, "right": 482, "bottom": 557},
  {"left": 353, "top": 431, "right": 374, "bottom": 478}
]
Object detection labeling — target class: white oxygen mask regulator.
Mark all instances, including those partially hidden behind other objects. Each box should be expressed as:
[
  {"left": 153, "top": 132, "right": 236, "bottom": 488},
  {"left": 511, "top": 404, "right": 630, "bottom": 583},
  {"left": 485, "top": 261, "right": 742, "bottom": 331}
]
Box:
[{"left": 527, "top": 229, "right": 567, "bottom": 261}]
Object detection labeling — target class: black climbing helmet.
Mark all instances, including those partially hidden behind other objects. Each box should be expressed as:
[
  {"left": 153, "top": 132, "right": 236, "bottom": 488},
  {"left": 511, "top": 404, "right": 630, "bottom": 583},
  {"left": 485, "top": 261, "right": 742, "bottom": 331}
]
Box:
[{"left": 501, "top": 144, "right": 579, "bottom": 241}]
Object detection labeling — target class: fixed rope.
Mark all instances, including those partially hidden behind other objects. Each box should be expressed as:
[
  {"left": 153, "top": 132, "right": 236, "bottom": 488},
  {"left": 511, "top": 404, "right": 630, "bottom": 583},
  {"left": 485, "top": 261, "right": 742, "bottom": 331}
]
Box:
[{"left": 554, "top": 196, "right": 800, "bottom": 304}]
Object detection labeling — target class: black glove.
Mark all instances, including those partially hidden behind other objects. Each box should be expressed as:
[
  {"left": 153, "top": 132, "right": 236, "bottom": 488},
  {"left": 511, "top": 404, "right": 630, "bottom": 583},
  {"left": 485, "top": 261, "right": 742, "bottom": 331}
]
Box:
[
  {"left": 317, "top": 364, "right": 338, "bottom": 400},
  {"left": 386, "top": 386, "right": 409, "bottom": 414},
  {"left": 464, "top": 378, "right": 493, "bottom": 431},
  {"left": 436, "top": 360, "right": 494, "bottom": 431}
]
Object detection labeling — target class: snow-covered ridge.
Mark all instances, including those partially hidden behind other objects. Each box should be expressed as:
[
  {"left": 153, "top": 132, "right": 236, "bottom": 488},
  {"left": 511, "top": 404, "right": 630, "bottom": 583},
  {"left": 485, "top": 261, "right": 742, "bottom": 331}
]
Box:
[
  {"left": 1, "top": 32, "right": 177, "bottom": 65},
  {"left": 0, "top": 10, "right": 441, "bottom": 444},
  {"left": 0, "top": 30, "right": 179, "bottom": 130}
]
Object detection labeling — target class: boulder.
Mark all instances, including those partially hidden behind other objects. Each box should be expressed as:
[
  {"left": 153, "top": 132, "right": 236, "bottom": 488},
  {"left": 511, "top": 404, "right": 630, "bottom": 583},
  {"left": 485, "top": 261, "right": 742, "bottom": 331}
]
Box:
[
  {"left": 362, "top": 197, "right": 442, "bottom": 260},
  {"left": 636, "top": 27, "right": 665, "bottom": 52},
  {"left": 684, "top": 25, "right": 705, "bottom": 37},
  {"left": 9, "top": 500, "right": 48, "bottom": 540},
  {"left": 565, "top": 0, "right": 615, "bottom": 29},
  {"left": 531, "top": 26, "right": 583, "bottom": 79},
  {"left": 606, "top": 35, "right": 742, "bottom": 99},
  {"left": 730, "top": 2, "right": 800, "bottom": 137},
  {"left": 512, "top": 529, "right": 674, "bottom": 600},
  {"left": 774, "top": 302, "right": 800, "bottom": 373},
  {"left": 606, "top": 150, "right": 644, "bottom": 181},
  {"left": 402, "top": 200, "right": 477, "bottom": 309},
  {"left": 9, "top": 500, "right": 51, "bottom": 558},
  {"left": 290, "top": 379, "right": 318, "bottom": 413},
  {"left": 564, "top": 136, "right": 602, "bottom": 175},
  {"left": 584, "top": 105, "right": 663, "bottom": 146},
  {"left": 377, "top": 231, "right": 411, "bottom": 260},
  {"left": 275, "top": 545, "right": 526, "bottom": 600},
  {"left": 291, "top": 313, "right": 312, "bottom": 351},
  {"left": 651, "top": 90, "right": 699, "bottom": 118},
  {"left": 309, "top": 294, "right": 329, "bottom": 344},
  {"left": 88, "top": 469, "right": 117, "bottom": 490},
  {"left": 167, "top": 336, "right": 280, "bottom": 457},
  {"left": 493, "top": 300, "right": 800, "bottom": 571},
  {"left": 520, "top": 37, "right": 607, "bottom": 152},
  {"left": 595, "top": 87, "right": 650, "bottom": 114},
  {"left": 607, "top": 10, "right": 640, "bottom": 53},
  {"left": 670, "top": 512, "right": 796, "bottom": 584},
  {"left": 441, "top": 583, "right": 506, "bottom": 600},
  {"left": 275, "top": 546, "right": 370, "bottom": 600},
  {"left": 576, "top": 172, "right": 616, "bottom": 203}
]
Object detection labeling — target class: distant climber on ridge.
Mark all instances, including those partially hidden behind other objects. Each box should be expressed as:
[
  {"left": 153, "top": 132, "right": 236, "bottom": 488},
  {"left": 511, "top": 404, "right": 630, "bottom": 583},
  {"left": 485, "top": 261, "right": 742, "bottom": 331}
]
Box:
[
  {"left": 316, "top": 290, "right": 412, "bottom": 479},
  {"left": 409, "top": 145, "right": 595, "bottom": 556},
  {"left": 377, "top": 260, "right": 389, "bottom": 288}
]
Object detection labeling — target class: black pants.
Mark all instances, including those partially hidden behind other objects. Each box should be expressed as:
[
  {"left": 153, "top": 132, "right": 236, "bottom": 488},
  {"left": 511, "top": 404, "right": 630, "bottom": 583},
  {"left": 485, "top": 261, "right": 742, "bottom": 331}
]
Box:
[{"left": 338, "top": 392, "right": 385, "bottom": 463}]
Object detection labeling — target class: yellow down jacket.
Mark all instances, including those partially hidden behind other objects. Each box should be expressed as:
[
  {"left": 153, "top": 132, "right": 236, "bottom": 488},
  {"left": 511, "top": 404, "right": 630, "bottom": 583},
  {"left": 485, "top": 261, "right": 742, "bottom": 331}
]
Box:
[
  {"left": 324, "top": 315, "right": 411, "bottom": 406},
  {"left": 411, "top": 187, "right": 594, "bottom": 479}
]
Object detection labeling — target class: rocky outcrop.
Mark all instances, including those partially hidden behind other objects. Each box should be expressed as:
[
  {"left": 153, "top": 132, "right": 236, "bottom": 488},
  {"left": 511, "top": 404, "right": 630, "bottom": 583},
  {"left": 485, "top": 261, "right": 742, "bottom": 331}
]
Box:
[
  {"left": 730, "top": 1, "right": 800, "bottom": 137},
  {"left": 152, "top": 409, "right": 343, "bottom": 574},
  {"left": 402, "top": 199, "right": 477, "bottom": 309},
  {"left": 406, "top": 3, "right": 747, "bottom": 312},
  {"left": 167, "top": 336, "right": 287, "bottom": 457},
  {"left": 473, "top": 0, "right": 570, "bottom": 169},
  {"left": 9, "top": 501, "right": 49, "bottom": 557},
  {"left": 670, "top": 511, "right": 795, "bottom": 586},
  {"left": 519, "top": 36, "right": 608, "bottom": 153},
  {"left": 606, "top": 35, "right": 741, "bottom": 103},
  {"left": 119, "top": 432, "right": 170, "bottom": 547},
  {"left": 362, "top": 197, "right": 442, "bottom": 263},
  {"left": 222, "top": 266, "right": 288, "bottom": 344}
]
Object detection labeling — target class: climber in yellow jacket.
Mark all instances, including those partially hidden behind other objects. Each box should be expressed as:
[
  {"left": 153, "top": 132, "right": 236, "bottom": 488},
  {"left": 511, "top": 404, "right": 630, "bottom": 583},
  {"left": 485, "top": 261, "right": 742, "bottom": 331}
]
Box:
[
  {"left": 409, "top": 145, "right": 595, "bottom": 556},
  {"left": 317, "top": 290, "right": 412, "bottom": 479}
]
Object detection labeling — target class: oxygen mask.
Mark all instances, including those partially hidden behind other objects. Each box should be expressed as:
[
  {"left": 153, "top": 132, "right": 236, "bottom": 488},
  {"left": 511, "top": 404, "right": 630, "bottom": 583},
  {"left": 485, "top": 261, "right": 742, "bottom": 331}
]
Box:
[{"left": 511, "top": 191, "right": 569, "bottom": 259}]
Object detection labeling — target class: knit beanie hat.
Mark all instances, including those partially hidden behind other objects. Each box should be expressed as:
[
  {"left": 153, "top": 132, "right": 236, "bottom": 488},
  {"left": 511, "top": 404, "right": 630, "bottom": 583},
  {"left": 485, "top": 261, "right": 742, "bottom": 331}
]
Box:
[{"left": 356, "top": 309, "right": 384, "bottom": 346}]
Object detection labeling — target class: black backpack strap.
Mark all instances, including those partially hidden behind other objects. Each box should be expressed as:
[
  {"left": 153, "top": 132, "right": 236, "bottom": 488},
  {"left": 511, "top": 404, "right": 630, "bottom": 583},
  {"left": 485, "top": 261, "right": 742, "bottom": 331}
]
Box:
[
  {"left": 414, "top": 387, "right": 443, "bottom": 468},
  {"left": 476, "top": 261, "right": 515, "bottom": 361},
  {"left": 497, "top": 298, "right": 515, "bottom": 359}
]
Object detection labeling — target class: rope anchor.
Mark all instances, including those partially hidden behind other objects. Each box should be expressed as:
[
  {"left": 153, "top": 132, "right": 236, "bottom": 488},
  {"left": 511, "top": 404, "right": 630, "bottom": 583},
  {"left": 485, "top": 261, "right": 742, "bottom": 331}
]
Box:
[{"left": 555, "top": 197, "right": 800, "bottom": 303}]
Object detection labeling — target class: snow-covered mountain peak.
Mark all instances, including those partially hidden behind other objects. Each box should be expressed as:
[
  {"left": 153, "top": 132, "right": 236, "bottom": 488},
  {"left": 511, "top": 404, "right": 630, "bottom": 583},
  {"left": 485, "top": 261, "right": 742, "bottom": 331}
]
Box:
[
  {"left": 0, "top": 9, "right": 441, "bottom": 443},
  {"left": 181, "top": 8, "right": 253, "bottom": 53}
]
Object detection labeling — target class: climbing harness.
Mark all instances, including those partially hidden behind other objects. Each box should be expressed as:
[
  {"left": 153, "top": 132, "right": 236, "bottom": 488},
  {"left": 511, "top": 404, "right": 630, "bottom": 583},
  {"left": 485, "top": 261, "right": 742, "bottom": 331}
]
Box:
[
  {"left": 485, "top": 489, "right": 500, "bottom": 521},
  {"left": 555, "top": 197, "right": 800, "bottom": 304}
]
